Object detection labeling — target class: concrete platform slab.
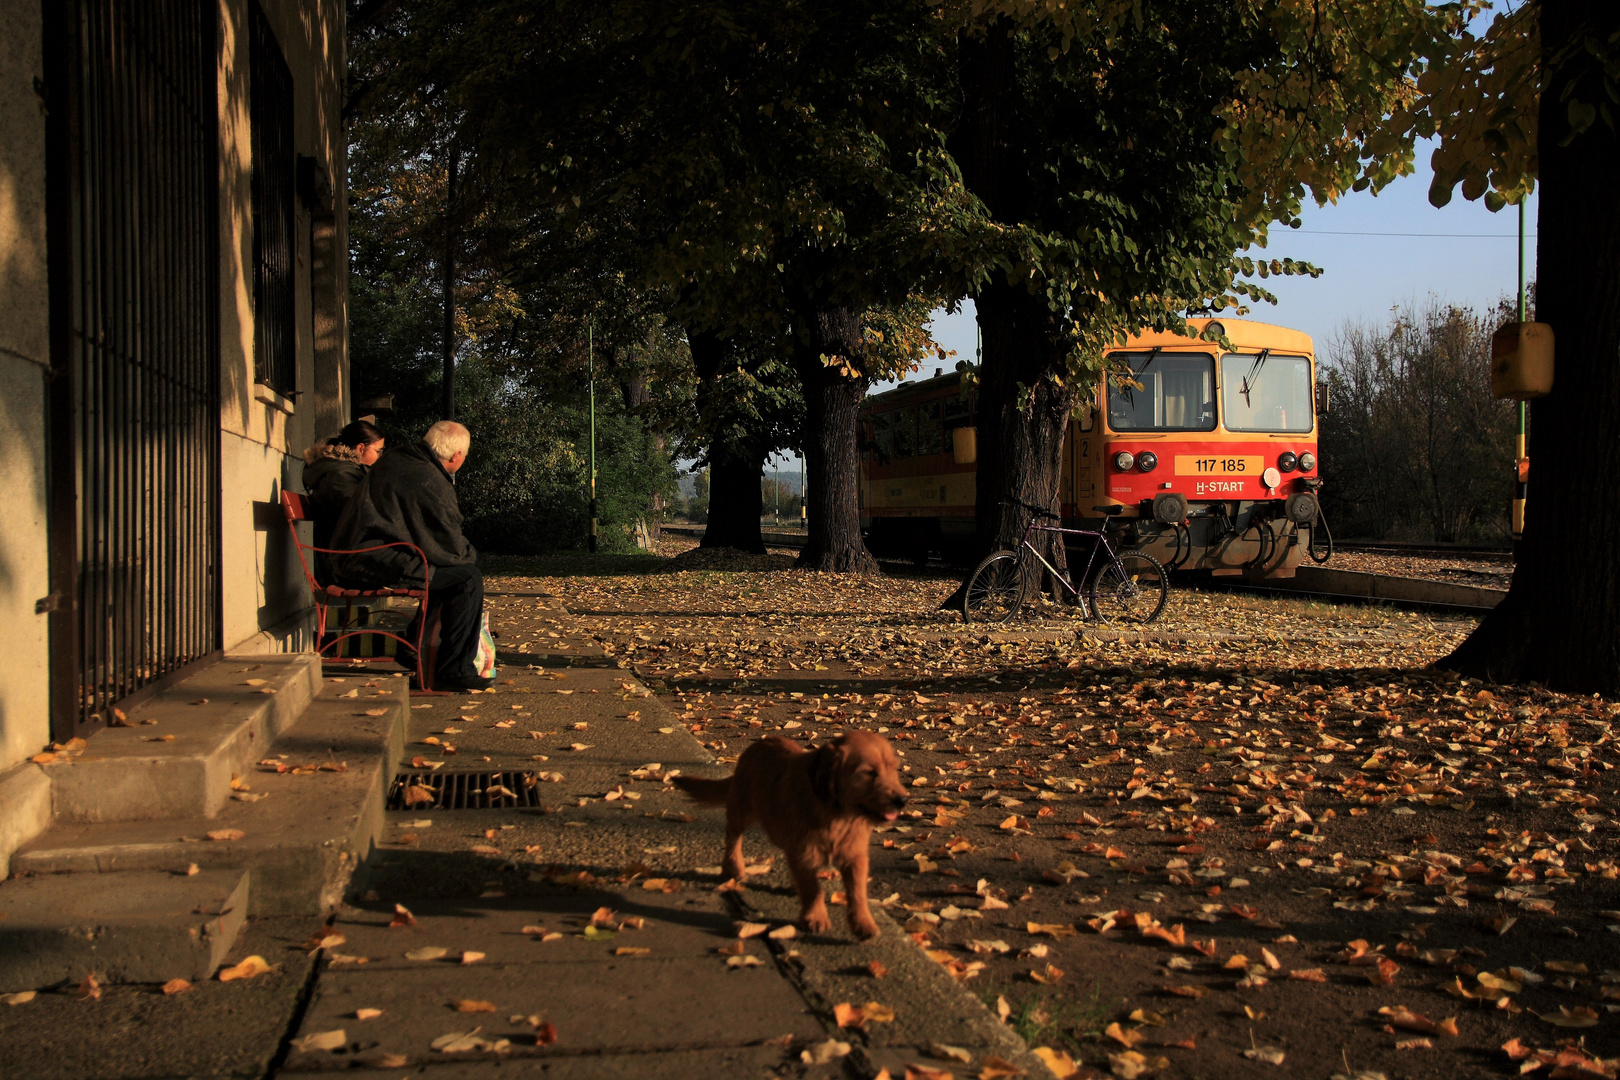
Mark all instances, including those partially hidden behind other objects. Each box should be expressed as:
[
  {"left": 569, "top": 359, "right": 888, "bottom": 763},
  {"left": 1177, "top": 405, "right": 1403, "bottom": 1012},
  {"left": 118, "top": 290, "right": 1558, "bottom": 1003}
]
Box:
[
  {"left": 284, "top": 1045, "right": 839, "bottom": 1077},
  {"left": 0, "top": 869, "right": 248, "bottom": 987},
  {"left": 0, "top": 917, "right": 320, "bottom": 1080},
  {"left": 283, "top": 955, "right": 823, "bottom": 1068}
]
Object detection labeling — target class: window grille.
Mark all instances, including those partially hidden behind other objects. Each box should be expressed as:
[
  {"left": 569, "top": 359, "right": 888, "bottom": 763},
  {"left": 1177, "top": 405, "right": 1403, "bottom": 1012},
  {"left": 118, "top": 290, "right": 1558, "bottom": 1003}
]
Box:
[
  {"left": 45, "top": 0, "right": 223, "bottom": 739},
  {"left": 249, "top": 1, "right": 296, "bottom": 395}
]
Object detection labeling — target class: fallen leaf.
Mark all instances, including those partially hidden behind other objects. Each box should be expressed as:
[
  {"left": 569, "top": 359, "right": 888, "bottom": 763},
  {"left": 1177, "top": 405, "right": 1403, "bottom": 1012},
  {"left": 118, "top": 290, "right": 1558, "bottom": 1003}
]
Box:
[
  {"left": 801, "top": 1038, "right": 852, "bottom": 1065},
  {"left": 160, "top": 978, "right": 192, "bottom": 995},
  {"left": 217, "top": 956, "right": 274, "bottom": 981},
  {"left": 205, "top": 829, "right": 244, "bottom": 842},
  {"left": 291, "top": 1029, "right": 347, "bottom": 1053},
  {"left": 452, "top": 999, "right": 497, "bottom": 1013},
  {"left": 405, "top": 947, "right": 449, "bottom": 961},
  {"left": 1539, "top": 1005, "right": 1600, "bottom": 1028},
  {"left": 354, "top": 1008, "right": 383, "bottom": 1021},
  {"left": 1031, "top": 1046, "right": 1080, "bottom": 1079},
  {"left": 1105, "top": 1022, "right": 1145, "bottom": 1048},
  {"left": 461, "top": 951, "right": 485, "bottom": 965},
  {"left": 2, "top": 991, "right": 37, "bottom": 1006},
  {"left": 1377, "top": 1006, "right": 1458, "bottom": 1037}
]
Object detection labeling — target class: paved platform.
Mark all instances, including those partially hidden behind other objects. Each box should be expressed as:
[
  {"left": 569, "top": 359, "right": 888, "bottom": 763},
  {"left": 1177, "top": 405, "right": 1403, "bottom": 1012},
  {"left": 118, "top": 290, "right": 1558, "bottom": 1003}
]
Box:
[{"left": 0, "top": 591, "right": 1039, "bottom": 1080}]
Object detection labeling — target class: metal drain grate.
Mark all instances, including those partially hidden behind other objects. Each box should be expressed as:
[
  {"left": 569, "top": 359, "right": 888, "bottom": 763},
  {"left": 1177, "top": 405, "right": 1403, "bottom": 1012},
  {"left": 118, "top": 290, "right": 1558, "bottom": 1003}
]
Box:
[{"left": 387, "top": 770, "right": 548, "bottom": 811}]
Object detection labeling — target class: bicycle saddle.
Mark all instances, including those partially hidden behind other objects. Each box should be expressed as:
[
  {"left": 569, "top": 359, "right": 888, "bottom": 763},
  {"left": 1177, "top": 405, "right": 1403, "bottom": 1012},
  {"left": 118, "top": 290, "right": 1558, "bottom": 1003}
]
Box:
[{"left": 1092, "top": 505, "right": 1126, "bottom": 517}]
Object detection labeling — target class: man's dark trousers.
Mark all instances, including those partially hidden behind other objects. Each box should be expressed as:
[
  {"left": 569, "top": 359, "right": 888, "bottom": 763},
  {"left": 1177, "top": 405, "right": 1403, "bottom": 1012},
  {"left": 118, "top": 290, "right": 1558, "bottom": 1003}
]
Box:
[{"left": 414, "top": 563, "right": 484, "bottom": 684}]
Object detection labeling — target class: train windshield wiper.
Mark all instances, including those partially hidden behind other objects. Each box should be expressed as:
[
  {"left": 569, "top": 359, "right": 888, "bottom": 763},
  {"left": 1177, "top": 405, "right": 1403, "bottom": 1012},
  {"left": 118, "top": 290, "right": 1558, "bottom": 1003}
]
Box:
[
  {"left": 1240, "top": 349, "right": 1270, "bottom": 409},
  {"left": 1135, "top": 347, "right": 1163, "bottom": 380}
]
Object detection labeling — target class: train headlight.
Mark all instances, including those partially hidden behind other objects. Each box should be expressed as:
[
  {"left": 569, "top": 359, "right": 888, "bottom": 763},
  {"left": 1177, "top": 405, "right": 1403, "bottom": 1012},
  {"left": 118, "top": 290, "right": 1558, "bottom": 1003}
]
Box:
[
  {"left": 1278, "top": 451, "right": 1298, "bottom": 473},
  {"left": 1113, "top": 451, "right": 1135, "bottom": 471},
  {"left": 1137, "top": 451, "right": 1158, "bottom": 473},
  {"left": 1298, "top": 451, "right": 1316, "bottom": 472}
]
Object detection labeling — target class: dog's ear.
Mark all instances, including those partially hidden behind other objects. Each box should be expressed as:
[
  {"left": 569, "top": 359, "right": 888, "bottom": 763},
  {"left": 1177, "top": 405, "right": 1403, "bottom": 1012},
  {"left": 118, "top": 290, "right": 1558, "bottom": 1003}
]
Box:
[{"left": 808, "top": 742, "right": 843, "bottom": 808}]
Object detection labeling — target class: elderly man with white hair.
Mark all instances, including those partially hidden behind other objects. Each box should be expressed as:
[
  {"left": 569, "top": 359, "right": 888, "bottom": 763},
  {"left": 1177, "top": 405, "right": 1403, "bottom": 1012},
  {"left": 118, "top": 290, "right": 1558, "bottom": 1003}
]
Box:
[{"left": 329, "top": 420, "right": 490, "bottom": 691}]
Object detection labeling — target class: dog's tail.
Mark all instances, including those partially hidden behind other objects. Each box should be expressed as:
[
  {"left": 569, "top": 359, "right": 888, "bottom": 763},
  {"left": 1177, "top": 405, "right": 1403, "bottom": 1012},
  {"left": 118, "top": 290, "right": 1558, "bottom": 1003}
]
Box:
[{"left": 671, "top": 774, "right": 732, "bottom": 806}]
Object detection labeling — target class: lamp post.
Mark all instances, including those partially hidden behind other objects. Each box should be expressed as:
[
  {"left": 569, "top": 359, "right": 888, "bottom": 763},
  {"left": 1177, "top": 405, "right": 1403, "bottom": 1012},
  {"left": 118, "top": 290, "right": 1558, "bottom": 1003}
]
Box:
[
  {"left": 588, "top": 324, "right": 598, "bottom": 553},
  {"left": 1513, "top": 201, "right": 1528, "bottom": 540}
]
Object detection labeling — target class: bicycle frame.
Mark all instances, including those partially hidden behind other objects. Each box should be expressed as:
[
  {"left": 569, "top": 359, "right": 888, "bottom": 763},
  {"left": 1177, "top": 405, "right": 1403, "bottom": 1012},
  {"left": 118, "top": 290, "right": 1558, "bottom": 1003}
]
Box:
[{"left": 1015, "top": 516, "right": 1125, "bottom": 603}]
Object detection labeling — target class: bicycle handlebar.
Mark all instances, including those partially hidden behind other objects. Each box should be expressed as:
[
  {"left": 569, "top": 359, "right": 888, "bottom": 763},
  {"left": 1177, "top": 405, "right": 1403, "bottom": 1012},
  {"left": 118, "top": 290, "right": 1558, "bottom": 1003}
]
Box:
[{"left": 1001, "top": 496, "right": 1059, "bottom": 520}]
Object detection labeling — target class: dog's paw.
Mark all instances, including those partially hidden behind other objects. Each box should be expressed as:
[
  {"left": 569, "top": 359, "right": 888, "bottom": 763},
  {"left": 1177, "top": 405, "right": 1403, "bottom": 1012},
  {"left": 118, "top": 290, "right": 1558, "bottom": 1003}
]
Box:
[
  {"left": 850, "top": 914, "right": 881, "bottom": 941},
  {"left": 803, "top": 908, "right": 833, "bottom": 934}
]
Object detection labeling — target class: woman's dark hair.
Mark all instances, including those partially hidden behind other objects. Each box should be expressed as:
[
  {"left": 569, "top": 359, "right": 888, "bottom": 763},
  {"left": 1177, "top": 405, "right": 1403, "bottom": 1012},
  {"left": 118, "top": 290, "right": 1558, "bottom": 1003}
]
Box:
[{"left": 333, "top": 420, "right": 384, "bottom": 449}]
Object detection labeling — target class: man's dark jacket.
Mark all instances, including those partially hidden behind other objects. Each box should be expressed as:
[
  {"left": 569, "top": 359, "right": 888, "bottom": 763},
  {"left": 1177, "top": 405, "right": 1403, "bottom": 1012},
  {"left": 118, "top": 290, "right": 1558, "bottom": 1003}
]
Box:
[{"left": 329, "top": 440, "right": 475, "bottom": 587}]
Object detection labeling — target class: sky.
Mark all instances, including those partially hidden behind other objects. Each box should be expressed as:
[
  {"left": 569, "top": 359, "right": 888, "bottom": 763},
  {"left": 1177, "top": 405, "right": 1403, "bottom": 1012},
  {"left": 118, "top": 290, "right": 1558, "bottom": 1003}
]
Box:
[{"left": 762, "top": 136, "right": 1536, "bottom": 475}]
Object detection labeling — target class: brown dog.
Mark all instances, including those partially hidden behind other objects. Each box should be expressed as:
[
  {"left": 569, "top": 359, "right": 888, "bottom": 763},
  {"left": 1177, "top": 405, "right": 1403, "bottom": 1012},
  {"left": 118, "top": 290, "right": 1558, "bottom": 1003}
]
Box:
[{"left": 673, "top": 730, "right": 908, "bottom": 940}]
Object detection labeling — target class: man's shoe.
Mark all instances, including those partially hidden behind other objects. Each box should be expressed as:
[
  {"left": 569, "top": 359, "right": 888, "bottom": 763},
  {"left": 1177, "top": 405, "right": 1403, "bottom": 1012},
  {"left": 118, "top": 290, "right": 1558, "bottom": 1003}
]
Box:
[{"left": 434, "top": 674, "right": 495, "bottom": 693}]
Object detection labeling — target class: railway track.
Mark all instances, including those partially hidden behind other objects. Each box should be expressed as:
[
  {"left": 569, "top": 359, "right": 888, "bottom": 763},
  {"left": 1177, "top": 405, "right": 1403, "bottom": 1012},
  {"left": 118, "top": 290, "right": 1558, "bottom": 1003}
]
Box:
[
  {"left": 1333, "top": 540, "right": 1513, "bottom": 562},
  {"left": 660, "top": 523, "right": 1506, "bottom": 613}
]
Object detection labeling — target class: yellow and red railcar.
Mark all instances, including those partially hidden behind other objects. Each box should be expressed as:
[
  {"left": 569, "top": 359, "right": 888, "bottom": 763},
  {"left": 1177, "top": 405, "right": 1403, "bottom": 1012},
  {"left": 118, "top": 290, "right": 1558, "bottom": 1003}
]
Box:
[{"left": 859, "top": 318, "right": 1324, "bottom": 577}]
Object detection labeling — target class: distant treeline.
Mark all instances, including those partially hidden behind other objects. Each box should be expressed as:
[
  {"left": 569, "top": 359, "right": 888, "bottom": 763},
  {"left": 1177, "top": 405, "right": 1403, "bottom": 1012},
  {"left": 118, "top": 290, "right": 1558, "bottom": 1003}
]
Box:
[{"left": 1319, "top": 295, "right": 1526, "bottom": 544}]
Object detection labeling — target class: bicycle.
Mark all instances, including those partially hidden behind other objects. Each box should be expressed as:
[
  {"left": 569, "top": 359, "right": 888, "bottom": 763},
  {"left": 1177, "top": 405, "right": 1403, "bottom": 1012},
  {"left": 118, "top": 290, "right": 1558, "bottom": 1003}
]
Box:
[{"left": 960, "top": 499, "right": 1169, "bottom": 625}]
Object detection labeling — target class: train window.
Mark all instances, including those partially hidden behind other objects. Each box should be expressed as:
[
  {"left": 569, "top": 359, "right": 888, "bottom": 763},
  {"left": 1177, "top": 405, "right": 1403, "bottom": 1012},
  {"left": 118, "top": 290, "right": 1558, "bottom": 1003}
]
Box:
[
  {"left": 1220, "top": 353, "right": 1313, "bottom": 433},
  {"left": 871, "top": 411, "right": 894, "bottom": 460},
  {"left": 943, "top": 395, "right": 971, "bottom": 433},
  {"left": 1105, "top": 352, "right": 1216, "bottom": 432},
  {"left": 892, "top": 407, "right": 917, "bottom": 457},
  {"left": 918, "top": 400, "right": 943, "bottom": 455}
]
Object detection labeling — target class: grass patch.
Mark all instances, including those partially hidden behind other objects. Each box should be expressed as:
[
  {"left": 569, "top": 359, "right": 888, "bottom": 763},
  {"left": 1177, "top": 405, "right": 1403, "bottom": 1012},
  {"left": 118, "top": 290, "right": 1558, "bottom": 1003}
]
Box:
[{"left": 980, "top": 983, "right": 1115, "bottom": 1055}]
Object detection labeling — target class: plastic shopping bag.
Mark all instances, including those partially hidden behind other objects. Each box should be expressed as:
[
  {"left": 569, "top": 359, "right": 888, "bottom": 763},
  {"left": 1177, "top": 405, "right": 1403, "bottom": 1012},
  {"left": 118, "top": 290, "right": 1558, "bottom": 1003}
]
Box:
[{"left": 475, "top": 611, "right": 498, "bottom": 681}]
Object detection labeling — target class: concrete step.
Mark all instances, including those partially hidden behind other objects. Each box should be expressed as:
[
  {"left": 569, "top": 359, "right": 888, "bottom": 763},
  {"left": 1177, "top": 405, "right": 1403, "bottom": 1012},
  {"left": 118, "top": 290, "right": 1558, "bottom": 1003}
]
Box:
[
  {"left": 12, "top": 681, "right": 405, "bottom": 916},
  {"left": 42, "top": 654, "right": 323, "bottom": 824},
  {"left": 0, "top": 869, "right": 248, "bottom": 988}
]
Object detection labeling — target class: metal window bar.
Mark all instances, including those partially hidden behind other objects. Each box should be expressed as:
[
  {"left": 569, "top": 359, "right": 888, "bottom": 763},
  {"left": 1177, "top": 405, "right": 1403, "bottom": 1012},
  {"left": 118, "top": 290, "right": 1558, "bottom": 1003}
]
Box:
[
  {"left": 249, "top": 1, "right": 295, "bottom": 395},
  {"left": 45, "top": 0, "right": 222, "bottom": 741}
]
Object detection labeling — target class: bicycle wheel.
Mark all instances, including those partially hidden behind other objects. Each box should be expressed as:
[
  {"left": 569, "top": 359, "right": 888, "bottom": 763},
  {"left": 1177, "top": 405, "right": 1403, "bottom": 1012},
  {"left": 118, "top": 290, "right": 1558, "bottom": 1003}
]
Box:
[
  {"left": 1086, "top": 549, "right": 1168, "bottom": 624},
  {"left": 961, "top": 551, "right": 1024, "bottom": 623}
]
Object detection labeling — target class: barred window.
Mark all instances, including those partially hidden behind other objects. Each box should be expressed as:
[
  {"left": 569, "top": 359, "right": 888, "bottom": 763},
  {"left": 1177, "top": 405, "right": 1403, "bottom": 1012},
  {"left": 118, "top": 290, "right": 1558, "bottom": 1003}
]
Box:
[{"left": 249, "top": 1, "right": 295, "bottom": 394}]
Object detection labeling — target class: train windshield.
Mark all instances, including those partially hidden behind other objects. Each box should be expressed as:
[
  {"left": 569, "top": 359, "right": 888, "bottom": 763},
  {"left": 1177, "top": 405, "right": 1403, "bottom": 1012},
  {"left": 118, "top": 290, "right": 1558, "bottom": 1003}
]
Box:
[
  {"left": 1105, "top": 351, "right": 1216, "bottom": 432},
  {"left": 1220, "top": 353, "right": 1313, "bottom": 433}
]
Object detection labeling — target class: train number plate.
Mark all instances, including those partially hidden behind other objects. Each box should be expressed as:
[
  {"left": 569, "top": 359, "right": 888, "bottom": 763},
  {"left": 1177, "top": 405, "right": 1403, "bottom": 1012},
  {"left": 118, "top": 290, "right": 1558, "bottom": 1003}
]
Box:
[{"left": 1174, "top": 455, "right": 1262, "bottom": 476}]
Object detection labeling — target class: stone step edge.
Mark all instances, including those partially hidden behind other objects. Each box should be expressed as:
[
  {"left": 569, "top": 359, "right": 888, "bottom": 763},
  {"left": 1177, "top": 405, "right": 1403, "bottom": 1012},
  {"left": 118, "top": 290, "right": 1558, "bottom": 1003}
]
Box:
[
  {"left": 0, "top": 868, "right": 250, "bottom": 988},
  {"left": 45, "top": 654, "right": 323, "bottom": 825},
  {"left": 12, "top": 693, "right": 405, "bottom": 917}
]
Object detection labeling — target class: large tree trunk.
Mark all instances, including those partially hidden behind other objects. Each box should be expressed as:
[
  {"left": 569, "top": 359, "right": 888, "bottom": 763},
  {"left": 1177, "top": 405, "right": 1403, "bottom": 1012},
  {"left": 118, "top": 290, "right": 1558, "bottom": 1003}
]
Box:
[
  {"left": 1440, "top": 0, "right": 1620, "bottom": 693},
  {"left": 792, "top": 306, "right": 879, "bottom": 573},
  {"left": 703, "top": 446, "right": 766, "bottom": 553},
  {"left": 688, "top": 328, "right": 766, "bottom": 554},
  {"left": 950, "top": 20, "right": 1074, "bottom": 592},
  {"left": 974, "top": 283, "right": 1077, "bottom": 569}
]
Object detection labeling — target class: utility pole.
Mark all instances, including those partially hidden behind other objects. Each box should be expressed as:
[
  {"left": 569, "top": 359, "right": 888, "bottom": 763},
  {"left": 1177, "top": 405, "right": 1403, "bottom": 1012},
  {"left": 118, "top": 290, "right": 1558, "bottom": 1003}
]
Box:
[
  {"left": 1513, "top": 199, "right": 1528, "bottom": 540},
  {"left": 588, "top": 324, "right": 598, "bottom": 553},
  {"left": 441, "top": 145, "right": 458, "bottom": 421},
  {"left": 773, "top": 459, "right": 780, "bottom": 526},
  {"left": 799, "top": 455, "right": 806, "bottom": 528}
]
